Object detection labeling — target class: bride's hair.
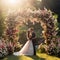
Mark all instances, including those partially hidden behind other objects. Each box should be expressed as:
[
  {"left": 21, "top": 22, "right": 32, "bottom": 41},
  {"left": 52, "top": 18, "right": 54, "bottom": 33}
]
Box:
[{"left": 27, "top": 28, "right": 32, "bottom": 40}]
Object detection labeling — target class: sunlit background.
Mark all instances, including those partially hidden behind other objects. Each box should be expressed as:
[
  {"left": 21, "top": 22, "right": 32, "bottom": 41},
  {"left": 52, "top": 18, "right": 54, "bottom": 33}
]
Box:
[
  {"left": 0, "top": 0, "right": 60, "bottom": 22},
  {"left": 1, "top": 0, "right": 33, "bottom": 9}
]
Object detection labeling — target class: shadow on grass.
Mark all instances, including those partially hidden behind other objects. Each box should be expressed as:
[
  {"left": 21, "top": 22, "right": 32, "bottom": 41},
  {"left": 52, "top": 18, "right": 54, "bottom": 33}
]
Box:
[
  {"left": 0, "top": 54, "right": 45, "bottom": 60},
  {"left": 26, "top": 55, "right": 45, "bottom": 60},
  {"left": 47, "top": 54, "right": 60, "bottom": 58},
  {"left": 0, "top": 55, "right": 21, "bottom": 60}
]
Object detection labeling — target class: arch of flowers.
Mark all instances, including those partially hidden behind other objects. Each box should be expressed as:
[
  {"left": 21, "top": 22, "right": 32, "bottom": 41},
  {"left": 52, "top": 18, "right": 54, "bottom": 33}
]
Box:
[
  {"left": 0, "top": 8, "right": 59, "bottom": 58},
  {"left": 6, "top": 8, "right": 58, "bottom": 45},
  {"left": 3, "top": 8, "right": 59, "bottom": 57}
]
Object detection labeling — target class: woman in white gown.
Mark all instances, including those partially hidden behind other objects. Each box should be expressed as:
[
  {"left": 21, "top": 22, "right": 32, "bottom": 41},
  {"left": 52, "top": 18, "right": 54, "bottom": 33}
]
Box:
[{"left": 13, "top": 29, "right": 34, "bottom": 56}]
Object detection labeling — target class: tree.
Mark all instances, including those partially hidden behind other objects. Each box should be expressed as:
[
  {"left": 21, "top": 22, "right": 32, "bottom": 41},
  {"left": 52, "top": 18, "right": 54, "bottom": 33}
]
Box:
[{"left": 0, "top": 10, "right": 6, "bottom": 37}]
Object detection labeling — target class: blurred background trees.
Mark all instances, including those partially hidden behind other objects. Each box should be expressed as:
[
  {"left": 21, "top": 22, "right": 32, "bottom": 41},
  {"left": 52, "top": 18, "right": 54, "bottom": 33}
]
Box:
[{"left": 0, "top": 10, "right": 6, "bottom": 37}]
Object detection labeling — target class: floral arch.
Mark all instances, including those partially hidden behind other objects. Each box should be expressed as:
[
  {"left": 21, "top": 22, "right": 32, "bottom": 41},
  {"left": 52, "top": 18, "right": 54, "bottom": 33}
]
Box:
[
  {"left": 0, "top": 8, "right": 59, "bottom": 58},
  {"left": 6, "top": 8, "right": 58, "bottom": 45}
]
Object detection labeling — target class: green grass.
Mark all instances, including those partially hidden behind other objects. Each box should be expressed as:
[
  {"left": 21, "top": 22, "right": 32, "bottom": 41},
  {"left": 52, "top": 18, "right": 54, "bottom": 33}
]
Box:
[{"left": 0, "top": 52, "right": 60, "bottom": 60}]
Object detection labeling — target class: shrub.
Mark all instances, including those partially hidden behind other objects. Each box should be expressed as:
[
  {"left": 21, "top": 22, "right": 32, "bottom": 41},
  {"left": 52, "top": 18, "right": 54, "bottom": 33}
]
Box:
[
  {"left": 6, "top": 41, "right": 14, "bottom": 55},
  {"left": 46, "top": 45, "right": 57, "bottom": 55},
  {"left": 38, "top": 44, "right": 46, "bottom": 53},
  {"left": 0, "top": 41, "right": 8, "bottom": 58},
  {"left": 0, "top": 39, "right": 14, "bottom": 58},
  {"left": 7, "top": 45, "right": 14, "bottom": 55},
  {"left": 14, "top": 42, "right": 21, "bottom": 52}
]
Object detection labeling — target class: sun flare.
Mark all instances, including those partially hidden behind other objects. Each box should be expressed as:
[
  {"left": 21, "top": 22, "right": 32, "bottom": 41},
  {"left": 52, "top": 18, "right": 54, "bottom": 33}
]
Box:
[
  {"left": 2, "top": 0, "right": 25, "bottom": 6},
  {"left": 7, "top": 0, "right": 19, "bottom": 5},
  {"left": 1, "top": 0, "right": 32, "bottom": 9},
  {"left": 8, "top": 0, "right": 17, "bottom": 4}
]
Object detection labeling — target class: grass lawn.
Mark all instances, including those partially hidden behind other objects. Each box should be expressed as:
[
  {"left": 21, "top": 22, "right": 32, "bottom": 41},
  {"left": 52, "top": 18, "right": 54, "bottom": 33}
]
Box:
[{"left": 1, "top": 52, "right": 60, "bottom": 60}]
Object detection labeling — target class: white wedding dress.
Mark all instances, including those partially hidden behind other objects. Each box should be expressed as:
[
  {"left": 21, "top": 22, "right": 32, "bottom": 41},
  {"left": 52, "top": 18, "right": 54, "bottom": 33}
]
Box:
[{"left": 13, "top": 40, "right": 34, "bottom": 56}]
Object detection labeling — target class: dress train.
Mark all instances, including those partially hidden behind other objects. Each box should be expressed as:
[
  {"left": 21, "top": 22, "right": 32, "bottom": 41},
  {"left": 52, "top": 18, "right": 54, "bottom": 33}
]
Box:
[{"left": 13, "top": 40, "right": 34, "bottom": 56}]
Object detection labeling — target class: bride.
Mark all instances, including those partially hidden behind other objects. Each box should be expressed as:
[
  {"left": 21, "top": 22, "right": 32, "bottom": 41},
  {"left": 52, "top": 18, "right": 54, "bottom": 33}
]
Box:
[{"left": 13, "top": 29, "right": 34, "bottom": 56}]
